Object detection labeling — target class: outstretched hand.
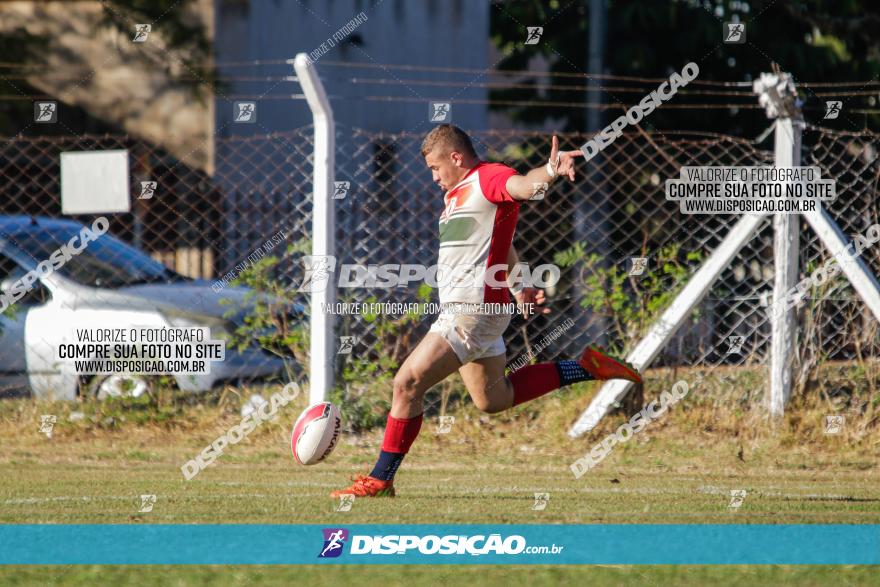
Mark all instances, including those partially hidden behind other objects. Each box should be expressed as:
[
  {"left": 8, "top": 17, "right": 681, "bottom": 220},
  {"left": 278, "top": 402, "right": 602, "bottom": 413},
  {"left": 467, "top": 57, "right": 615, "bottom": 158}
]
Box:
[{"left": 549, "top": 135, "right": 584, "bottom": 182}]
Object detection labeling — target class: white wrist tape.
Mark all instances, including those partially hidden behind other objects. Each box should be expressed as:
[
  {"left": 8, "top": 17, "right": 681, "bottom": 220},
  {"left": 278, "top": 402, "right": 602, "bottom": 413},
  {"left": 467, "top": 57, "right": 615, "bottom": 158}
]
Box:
[{"left": 546, "top": 152, "right": 561, "bottom": 179}]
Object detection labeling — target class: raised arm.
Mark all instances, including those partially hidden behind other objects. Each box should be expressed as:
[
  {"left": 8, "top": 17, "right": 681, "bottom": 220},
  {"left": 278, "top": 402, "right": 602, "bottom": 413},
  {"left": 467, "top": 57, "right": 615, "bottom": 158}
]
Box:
[{"left": 504, "top": 135, "right": 584, "bottom": 201}]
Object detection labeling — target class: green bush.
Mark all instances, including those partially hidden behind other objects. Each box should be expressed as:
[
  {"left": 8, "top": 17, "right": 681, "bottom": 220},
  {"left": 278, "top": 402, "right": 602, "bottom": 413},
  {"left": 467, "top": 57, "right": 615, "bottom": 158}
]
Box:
[{"left": 554, "top": 242, "right": 702, "bottom": 355}]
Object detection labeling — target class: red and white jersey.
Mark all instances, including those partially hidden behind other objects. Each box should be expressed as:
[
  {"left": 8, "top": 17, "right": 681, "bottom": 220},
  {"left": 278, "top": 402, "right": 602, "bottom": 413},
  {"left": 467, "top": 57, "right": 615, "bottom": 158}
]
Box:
[{"left": 437, "top": 162, "right": 520, "bottom": 304}]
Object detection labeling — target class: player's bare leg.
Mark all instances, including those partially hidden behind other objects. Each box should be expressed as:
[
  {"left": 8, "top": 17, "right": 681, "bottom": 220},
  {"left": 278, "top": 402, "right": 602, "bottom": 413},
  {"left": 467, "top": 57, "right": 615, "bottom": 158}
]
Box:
[
  {"left": 459, "top": 354, "right": 513, "bottom": 413},
  {"left": 389, "top": 333, "right": 462, "bottom": 418},
  {"left": 330, "top": 333, "right": 461, "bottom": 498},
  {"left": 460, "top": 346, "right": 642, "bottom": 414}
]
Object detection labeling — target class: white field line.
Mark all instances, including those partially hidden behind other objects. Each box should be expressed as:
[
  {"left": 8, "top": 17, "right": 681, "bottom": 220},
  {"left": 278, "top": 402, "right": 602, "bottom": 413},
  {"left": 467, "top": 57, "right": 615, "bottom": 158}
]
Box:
[
  {"left": 3, "top": 512, "right": 879, "bottom": 520},
  {"left": 5, "top": 486, "right": 877, "bottom": 506}
]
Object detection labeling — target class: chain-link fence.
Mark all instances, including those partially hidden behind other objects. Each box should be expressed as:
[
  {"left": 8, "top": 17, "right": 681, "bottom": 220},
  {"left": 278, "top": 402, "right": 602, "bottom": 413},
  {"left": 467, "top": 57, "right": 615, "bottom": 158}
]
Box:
[
  {"left": 799, "top": 126, "right": 880, "bottom": 391},
  {"left": 1, "top": 123, "right": 878, "bottom": 396}
]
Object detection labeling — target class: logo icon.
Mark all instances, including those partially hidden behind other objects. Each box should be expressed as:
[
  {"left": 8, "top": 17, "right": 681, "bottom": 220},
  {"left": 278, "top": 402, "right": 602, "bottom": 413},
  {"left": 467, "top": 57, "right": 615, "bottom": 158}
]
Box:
[
  {"left": 139, "top": 181, "right": 157, "bottom": 200},
  {"left": 337, "top": 336, "right": 357, "bottom": 355},
  {"left": 298, "top": 255, "right": 336, "bottom": 293},
  {"left": 629, "top": 257, "right": 648, "bottom": 276},
  {"left": 530, "top": 182, "right": 548, "bottom": 201},
  {"left": 132, "top": 24, "right": 151, "bottom": 43},
  {"left": 824, "top": 101, "right": 842, "bottom": 120},
  {"left": 430, "top": 102, "right": 451, "bottom": 123},
  {"left": 234, "top": 101, "right": 257, "bottom": 123},
  {"left": 319, "top": 528, "right": 349, "bottom": 557},
  {"left": 138, "top": 494, "right": 157, "bottom": 513},
  {"left": 335, "top": 495, "right": 355, "bottom": 513},
  {"left": 34, "top": 102, "right": 57, "bottom": 123},
  {"left": 333, "top": 181, "right": 350, "bottom": 200},
  {"left": 824, "top": 414, "right": 844, "bottom": 434},
  {"left": 726, "top": 335, "right": 745, "bottom": 355},
  {"left": 39, "top": 414, "right": 57, "bottom": 438},
  {"left": 724, "top": 22, "right": 745, "bottom": 44},
  {"left": 525, "top": 27, "right": 543, "bottom": 45},
  {"left": 436, "top": 415, "right": 455, "bottom": 434},
  {"left": 532, "top": 492, "right": 550, "bottom": 511},
  {"left": 728, "top": 489, "right": 747, "bottom": 509}
]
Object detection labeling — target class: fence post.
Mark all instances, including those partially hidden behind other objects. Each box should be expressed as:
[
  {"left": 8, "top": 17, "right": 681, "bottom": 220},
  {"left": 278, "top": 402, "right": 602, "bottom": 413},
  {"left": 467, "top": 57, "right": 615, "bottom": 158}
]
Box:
[
  {"left": 292, "top": 53, "right": 335, "bottom": 404},
  {"left": 753, "top": 72, "right": 803, "bottom": 416},
  {"left": 769, "top": 117, "right": 802, "bottom": 416}
]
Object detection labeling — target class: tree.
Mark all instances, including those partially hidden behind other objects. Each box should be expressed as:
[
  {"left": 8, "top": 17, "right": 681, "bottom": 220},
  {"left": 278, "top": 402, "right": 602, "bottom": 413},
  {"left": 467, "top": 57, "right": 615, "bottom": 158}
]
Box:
[{"left": 490, "top": 0, "right": 880, "bottom": 136}]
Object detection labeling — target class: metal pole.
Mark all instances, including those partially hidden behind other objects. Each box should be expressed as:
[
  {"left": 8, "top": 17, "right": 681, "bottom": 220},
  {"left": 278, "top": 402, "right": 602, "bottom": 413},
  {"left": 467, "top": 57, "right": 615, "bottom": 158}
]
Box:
[{"left": 292, "top": 53, "right": 336, "bottom": 404}]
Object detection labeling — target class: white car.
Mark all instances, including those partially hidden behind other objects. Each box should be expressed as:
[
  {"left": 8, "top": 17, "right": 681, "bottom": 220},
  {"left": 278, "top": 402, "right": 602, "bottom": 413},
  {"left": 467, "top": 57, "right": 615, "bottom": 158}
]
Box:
[{"left": 0, "top": 216, "right": 301, "bottom": 399}]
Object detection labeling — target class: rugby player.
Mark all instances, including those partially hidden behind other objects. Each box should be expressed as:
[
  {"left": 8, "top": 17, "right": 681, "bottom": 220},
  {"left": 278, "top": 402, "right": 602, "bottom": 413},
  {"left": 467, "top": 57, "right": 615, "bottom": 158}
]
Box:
[{"left": 331, "top": 124, "right": 641, "bottom": 497}]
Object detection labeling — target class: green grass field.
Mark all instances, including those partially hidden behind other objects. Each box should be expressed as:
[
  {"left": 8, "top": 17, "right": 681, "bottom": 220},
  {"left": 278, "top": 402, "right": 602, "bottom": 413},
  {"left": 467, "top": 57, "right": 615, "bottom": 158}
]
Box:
[
  {"left": 1, "top": 368, "right": 878, "bottom": 584},
  {"left": 1, "top": 565, "right": 880, "bottom": 586}
]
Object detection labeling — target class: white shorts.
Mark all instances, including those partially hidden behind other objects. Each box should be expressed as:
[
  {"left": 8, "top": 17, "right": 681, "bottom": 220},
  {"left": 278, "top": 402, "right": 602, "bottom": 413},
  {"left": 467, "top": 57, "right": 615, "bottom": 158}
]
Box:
[{"left": 429, "top": 306, "right": 511, "bottom": 364}]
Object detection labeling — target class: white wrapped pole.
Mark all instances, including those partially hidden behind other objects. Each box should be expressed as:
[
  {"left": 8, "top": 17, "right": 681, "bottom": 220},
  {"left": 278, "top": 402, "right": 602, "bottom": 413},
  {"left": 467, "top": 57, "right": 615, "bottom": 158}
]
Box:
[{"left": 292, "top": 53, "right": 335, "bottom": 404}]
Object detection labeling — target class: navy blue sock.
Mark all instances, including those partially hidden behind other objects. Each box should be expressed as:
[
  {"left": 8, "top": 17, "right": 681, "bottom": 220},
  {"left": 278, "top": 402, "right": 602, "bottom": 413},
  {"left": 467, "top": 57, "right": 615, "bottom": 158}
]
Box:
[
  {"left": 555, "top": 359, "right": 594, "bottom": 386},
  {"left": 370, "top": 450, "right": 405, "bottom": 481}
]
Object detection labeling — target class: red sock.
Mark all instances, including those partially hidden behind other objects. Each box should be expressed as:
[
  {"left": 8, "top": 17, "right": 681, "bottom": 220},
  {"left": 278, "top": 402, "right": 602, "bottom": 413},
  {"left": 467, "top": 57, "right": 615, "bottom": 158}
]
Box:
[
  {"left": 380, "top": 413, "right": 424, "bottom": 453},
  {"left": 510, "top": 363, "right": 562, "bottom": 406}
]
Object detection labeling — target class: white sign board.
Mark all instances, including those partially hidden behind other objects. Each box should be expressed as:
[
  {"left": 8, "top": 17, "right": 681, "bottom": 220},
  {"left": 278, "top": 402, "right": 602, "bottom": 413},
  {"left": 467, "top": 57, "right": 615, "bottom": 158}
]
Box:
[{"left": 60, "top": 150, "right": 130, "bottom": 215}]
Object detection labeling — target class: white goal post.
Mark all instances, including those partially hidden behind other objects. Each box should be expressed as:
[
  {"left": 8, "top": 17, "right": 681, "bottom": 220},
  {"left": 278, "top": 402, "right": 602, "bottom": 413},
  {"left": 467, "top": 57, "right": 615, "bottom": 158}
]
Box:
[{"left": 291, "top": 53, "right": 335, "bottom": 405}]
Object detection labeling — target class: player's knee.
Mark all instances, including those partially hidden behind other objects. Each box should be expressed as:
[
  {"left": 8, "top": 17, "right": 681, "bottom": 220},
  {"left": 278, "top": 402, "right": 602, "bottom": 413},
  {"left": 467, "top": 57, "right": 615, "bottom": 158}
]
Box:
[
  {"left": 470, "top": 378, "right": 512, "bottom": 414},
  {"left": 392, "top": 371, "right": 423, "bottom": 404},
  {"left": 473, "top": 395, "right": 506, "bottom": 414}
]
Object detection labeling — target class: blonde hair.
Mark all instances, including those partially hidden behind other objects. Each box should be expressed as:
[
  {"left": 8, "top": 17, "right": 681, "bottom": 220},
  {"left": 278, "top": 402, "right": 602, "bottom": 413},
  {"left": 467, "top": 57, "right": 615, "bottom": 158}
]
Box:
[{"left": 420, "top": 124, "right": 477, "bottom": 158}]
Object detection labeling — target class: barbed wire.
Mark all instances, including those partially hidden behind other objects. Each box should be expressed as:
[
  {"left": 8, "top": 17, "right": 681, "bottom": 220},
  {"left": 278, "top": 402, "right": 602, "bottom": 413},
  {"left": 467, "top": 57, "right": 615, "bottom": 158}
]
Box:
[
  {"left": 4, "top": 56, "right": 880, "bottom": 93},
  {"left": 297, "top": 60, "right": 759, "bottom": 87},
  {"left": 4, "top": 56, "right": 876, "bottom": 87},
  {"left": 346, "top": 77, "right": 757, "bottom": 96},
  {"left": 4, "top": 72, "right": 878, "bottom": 101}
]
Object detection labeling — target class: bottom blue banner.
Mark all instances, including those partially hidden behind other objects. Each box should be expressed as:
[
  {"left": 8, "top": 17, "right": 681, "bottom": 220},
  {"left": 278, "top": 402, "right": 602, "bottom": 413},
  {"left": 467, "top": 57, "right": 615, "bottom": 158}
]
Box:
[{"left": 0, "top": 524, "right": 878, "bottom": 565}]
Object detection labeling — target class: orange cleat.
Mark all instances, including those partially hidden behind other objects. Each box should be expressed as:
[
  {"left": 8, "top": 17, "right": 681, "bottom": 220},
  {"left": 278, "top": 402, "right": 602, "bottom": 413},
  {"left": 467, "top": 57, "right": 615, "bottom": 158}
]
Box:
[
  {"left": 330, "top": 475, "right": 395, "bottom": 498},
  {"left": 579, "top": 345, "right": 642, "bottom": 383}
]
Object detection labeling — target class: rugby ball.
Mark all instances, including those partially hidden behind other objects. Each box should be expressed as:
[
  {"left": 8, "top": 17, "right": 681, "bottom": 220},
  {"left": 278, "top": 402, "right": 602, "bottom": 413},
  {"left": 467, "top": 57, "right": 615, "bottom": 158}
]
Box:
[{"left": 291, "top": 402, "right": 342, "bottom": 465}]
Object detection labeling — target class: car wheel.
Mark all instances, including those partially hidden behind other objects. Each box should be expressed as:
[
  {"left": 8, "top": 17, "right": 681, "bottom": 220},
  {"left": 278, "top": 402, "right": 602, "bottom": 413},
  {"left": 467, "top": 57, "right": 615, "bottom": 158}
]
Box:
[{"left": 88, "top": 374, "right": 151, "bottom": 400}]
